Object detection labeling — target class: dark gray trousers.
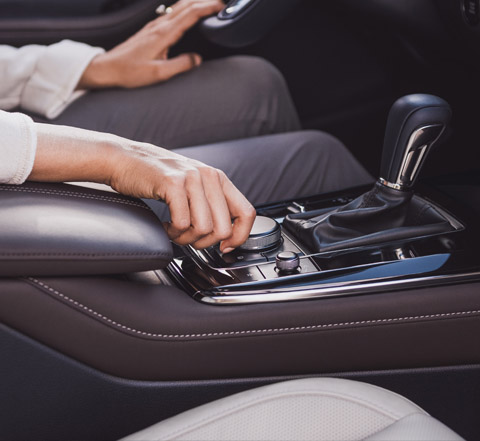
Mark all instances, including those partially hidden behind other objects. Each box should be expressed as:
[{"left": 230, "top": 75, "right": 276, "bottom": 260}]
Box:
[{"left": 32, "top": 56, "right": 372, "bottom": 205}]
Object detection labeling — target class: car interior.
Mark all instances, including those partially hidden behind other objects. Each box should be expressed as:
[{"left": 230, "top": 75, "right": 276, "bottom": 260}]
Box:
[{"left": 1, "top": 0, "right": 480, "bottom": 439}]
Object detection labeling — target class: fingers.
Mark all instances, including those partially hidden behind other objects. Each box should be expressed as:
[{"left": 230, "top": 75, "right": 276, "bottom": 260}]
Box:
[
  {"left": 152, "top": 52, "right": 201, "bottom": 82},
  {"left": 106, "top": 0, "right": 222, "bottom": 88},
  {"left": 172, "top": 170, "right": 214, "bottom": 245},
  {"left": 168, "top": 0, "right": 224, "bottom": 20},
  {"left": 162, "top": 182, "right": 191, "bottom": 239},
  {"left": 163, "top": 0, "right": 224, "bottom": 46},
  {"left": 110, "top": 143, "right": 254, "bottom": 250},
  {"left": 162, "top": 165, "right": 255, "bottom": 251},
  {"left": 218, "top": 174, "right": 256, "bottom": 252},
  {"left": 190, "top": 168, "right": 234, "bottom": 250}
]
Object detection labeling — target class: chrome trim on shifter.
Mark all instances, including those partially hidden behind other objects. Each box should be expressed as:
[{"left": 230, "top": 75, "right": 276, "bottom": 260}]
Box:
[
  {"left": 378, "top": 178, "right": 404, "bottom": 191},
  {"left": 380, "top": 124, "right": 445, "bottom": 191}
]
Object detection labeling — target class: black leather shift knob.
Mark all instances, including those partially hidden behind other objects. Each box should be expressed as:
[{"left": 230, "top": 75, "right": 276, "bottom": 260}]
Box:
[{"left": 380, "top": 94, "right": 451, "bottom": 190}]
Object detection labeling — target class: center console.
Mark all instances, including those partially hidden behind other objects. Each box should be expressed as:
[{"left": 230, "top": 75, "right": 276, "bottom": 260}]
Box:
[{"left": 166, "top": 94, "right": 480, "bottom": 304}]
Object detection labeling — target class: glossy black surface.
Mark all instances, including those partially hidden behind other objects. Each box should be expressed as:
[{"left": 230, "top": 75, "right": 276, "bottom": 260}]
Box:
[{"left": 167, "top": 175, "right": 480, "bottom": 305}]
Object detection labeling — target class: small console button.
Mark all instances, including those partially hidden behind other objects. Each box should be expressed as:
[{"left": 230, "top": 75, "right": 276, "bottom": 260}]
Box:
[
  {"left": 239, "top": 216, "right": 282, "bottom": 252},
  {"left": 259, "top": 257, "right": 319, "bottom": 279},
  {"left": 275, "top": 251, "right": 300, "bottom": 274},
  {"left": 232, "top": 266, "right": 266, "bottom": 283}
]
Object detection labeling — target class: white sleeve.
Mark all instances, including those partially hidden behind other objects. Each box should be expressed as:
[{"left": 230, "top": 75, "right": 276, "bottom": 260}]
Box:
[
  {"left": 0, "top": 40, "right": 104, "bottom": 119},
  {"left": 0, "top": 110, "right": 37, "bottom": 184}
]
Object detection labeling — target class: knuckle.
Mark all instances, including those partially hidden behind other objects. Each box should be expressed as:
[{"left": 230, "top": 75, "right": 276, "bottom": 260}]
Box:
[
  {"left": 185, "top": 168, "right": 201, "bottom": 183},
  {"left": 216, "top": 169, "right": 227, "bottom": 180},
  {"left": 152, "top": 24, "right": 167, "bottom": 36},
  {"left": 194, "top": 219, "right": 213, "bottom": 236},
  {"left": 245, "top": 203, "right": 256, "bottom": 220},
  {"left": 215, "top": 223, "right": 233, "bottom": 240},
  {"left": 190, "top": 3, "right": 204, "bottom": 15},
  {"left": 173, "top": 218, "right": 191, "bottom": 232},
  {"left": 165, "top": 173, "right": 186, "bottom": 188},
  {"left": 199, "top": 165, "right": 219, "bottom": 180},
  {"left": 154, "top": 64, "right": 167, "bottom": 80}
]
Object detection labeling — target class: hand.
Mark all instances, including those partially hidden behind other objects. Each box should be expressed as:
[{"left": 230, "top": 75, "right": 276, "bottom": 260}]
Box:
[
  {"left": 78, "top": 0, "right": 224, "bottom": 89},
  {"left": 108, "top": 142, "right": 256, "bottom": 251},
  {"left": 31, "top": 124, "right": 256, "bottom": 252}
]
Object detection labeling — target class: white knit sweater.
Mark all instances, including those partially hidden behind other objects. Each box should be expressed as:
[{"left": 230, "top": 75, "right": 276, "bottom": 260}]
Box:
[
  {"left": 0, "top": 110, "right": 36, "bottom": 184},
  {"left": 0, "top": 40, "right": 104, "bottom": 184}
]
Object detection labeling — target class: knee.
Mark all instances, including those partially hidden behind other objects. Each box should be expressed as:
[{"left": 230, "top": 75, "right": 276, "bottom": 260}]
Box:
[
  {"left": 288, "top": 130, "right": 348, "bottom": 158},
  {"left": 222, "top": 56, "right": 290, "bottom": 102}
]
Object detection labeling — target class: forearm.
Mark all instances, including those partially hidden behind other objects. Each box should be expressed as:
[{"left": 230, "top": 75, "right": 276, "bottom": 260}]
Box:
[
  {"left": 26, "top": 122, "right": 254, "bottom": 251},
  {"left": 30, "top": 123, "right": 121, "bottom": 184}
]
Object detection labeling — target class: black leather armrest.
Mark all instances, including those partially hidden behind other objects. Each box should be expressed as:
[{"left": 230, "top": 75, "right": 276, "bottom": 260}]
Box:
[{"left": 0, "top": 182, "right": 173, "bottom": 276}]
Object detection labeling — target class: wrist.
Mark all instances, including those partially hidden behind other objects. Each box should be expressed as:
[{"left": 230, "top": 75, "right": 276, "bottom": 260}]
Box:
[
  {"left": 99, "top": 135, "right": 132, "bottom": 186},
  {"left": 77, "top": 53, "right": 117, "bottom": 89}
]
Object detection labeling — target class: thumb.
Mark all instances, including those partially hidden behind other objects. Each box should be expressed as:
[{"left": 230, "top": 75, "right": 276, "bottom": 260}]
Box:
[{"left": 156, "top": 52, "right": 202, "bottom": 81}]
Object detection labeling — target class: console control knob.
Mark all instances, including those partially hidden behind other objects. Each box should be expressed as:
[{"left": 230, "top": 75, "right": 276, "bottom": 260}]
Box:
[
  {"left": 239, "top": 216, "right": 281, "bottom": 251},
  {"left": 275, "top": 251, "right": 300, "bottom": 274}
]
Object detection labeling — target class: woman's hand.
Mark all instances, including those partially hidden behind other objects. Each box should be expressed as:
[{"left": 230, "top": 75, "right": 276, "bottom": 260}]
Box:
[
  {"left": 78, "top": 0, "right": 224, "bottom": 89},
  {"left": 30, "top": 123, "right": 256, "bottom": 252},
  {"left": 108, "top": 142, "right": 256, "bottom": 252}
]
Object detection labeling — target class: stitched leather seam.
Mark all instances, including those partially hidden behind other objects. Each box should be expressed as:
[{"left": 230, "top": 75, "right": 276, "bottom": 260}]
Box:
[
  {"left": 1, "top": 252, "right": 171, "bottom": 258},
  {"left": 28, "top": 278, "right": 480, "bottom": 340},
  {"left": 0, "top": 186, "right": 149, "bottom": 210}
]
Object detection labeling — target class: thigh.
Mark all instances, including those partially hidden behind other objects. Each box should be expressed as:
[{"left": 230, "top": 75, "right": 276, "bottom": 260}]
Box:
[
  {"left": 174, "top": 130, "right": 373, "bottom": 206},
  {"left": 38, "top": 56, "right": 300, "bottom": 149}
]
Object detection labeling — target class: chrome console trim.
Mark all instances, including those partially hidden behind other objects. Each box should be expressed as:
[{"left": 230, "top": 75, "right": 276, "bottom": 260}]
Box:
[{"left": 194, "top": 270, "right": 480, "bottom": 305}]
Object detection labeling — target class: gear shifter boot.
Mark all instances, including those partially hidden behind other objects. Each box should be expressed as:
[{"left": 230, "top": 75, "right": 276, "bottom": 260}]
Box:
[{"left": 283, "top": 183, "right": 453, "bottom": 253}]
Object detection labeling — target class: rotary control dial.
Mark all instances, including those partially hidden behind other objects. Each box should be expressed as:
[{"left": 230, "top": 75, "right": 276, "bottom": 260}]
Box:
[
  {"left": 238, "top": 216, "right": 281, "bottom": 252},
  {"left": 275, "top": 251, "right": 300, "bottom": 273}
]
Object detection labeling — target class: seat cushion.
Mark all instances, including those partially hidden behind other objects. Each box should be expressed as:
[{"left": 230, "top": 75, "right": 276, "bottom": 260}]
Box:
[{"left": 121, "top": 378, "right": 463, "bottom": 441}]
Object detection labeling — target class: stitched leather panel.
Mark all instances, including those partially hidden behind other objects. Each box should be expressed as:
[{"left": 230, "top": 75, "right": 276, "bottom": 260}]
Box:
[
  {"left": 0, "top": 276, "right": 479, "bottom": 380},
  {"left": 0, "top": 182, "right": 172, "bottom": 276}
]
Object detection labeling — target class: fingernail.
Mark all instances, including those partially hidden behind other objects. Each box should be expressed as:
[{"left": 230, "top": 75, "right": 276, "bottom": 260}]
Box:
[
  {"left": 193, "top": 54, "right": 202, "bottom": 66},
  {"left": 222, "top": 247, "right": 235, "bottom": 254}
]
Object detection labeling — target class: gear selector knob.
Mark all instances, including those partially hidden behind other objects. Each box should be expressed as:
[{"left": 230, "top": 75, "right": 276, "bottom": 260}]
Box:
[{"left": 379, "top": 94, "right": 451, "bottom": 191}]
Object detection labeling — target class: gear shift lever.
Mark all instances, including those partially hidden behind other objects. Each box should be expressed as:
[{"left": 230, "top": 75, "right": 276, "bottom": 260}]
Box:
[
  {"left": 284, "top": 94, "right": 454, "bottom": 253},
  {"left": 379, "top": 94, "right": 451, "bottom": 191}
]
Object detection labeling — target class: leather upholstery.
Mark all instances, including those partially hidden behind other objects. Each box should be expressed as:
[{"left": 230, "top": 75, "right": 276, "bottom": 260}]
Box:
[
  {"left": 1, "top": 275, "right": 479, "bottom": 381},
  {"left": 0, "top": 182, "right": 172, "bottom": 276},
  {"left": 284, "top": 182, "right": 453, "bottom": 253},
  {"left": 122, "top": 378, "right": 463, "bottom": 440}
]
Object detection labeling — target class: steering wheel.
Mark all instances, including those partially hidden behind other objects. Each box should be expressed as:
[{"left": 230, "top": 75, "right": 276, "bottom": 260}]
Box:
[{"left": 200, "top": 0, "right": 302, "bottom": 48}]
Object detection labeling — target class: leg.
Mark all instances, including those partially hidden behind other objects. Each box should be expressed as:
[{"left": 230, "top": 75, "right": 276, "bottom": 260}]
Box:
[
  {"left": 34, "top": 56, "right": 300, "bottom": 148},
  {"left": 175, "top": 131, "right": 373, "bottom": 205},
  {"left": 146, "top": 130, "right": 372, "bottom": 220}
]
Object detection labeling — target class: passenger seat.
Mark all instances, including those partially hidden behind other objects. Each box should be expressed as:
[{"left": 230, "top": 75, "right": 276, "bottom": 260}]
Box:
[{"left": 121, "top": 377, "right": 463, "bottom": 440}]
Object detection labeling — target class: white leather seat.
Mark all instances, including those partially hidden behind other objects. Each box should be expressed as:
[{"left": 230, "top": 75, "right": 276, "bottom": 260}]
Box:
[{"left": 121, "top": 378, "right": 463, "bottom": 441}]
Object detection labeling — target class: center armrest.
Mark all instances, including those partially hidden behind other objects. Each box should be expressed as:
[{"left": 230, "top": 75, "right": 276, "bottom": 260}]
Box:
[{"left": 0, "top": 182, "right": 172, "bottom": 277}]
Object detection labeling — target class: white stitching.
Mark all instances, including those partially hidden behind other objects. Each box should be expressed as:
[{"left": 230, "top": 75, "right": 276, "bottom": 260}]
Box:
[
  {"left": 1, "top": 252, "right": 171, "bottom": 258},
  {"left": 28, "top": 278, "right": 480, "bottom": 340},
  {"left": 0, "top": 186, "right": 149, "bottom": 210}
]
